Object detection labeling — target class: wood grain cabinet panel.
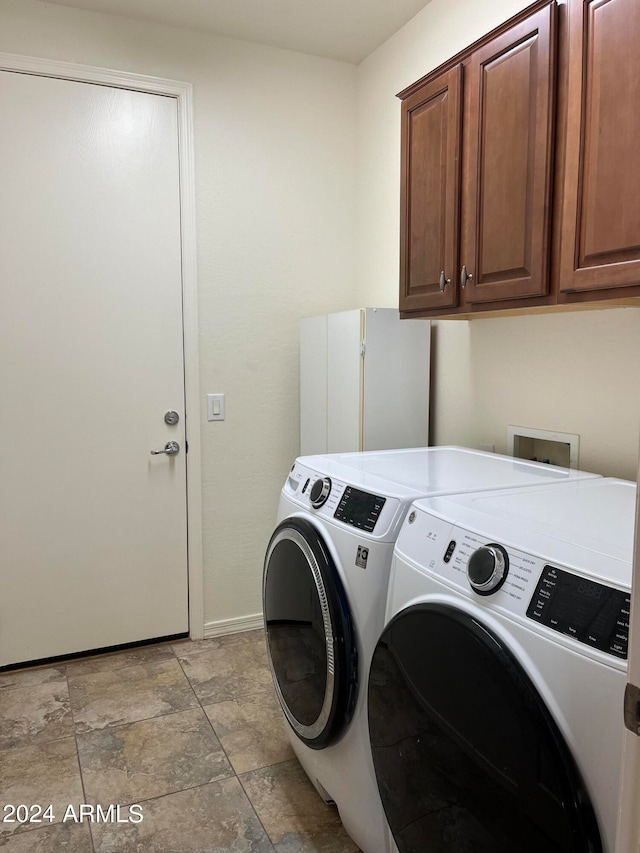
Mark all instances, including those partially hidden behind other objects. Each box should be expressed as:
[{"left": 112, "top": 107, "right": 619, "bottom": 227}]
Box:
[
  {"left": 462, "top": 4, "right": 556, "bottom": 304},
  {"left": 398, "top": 0, "right": 640, "bottom": 318},
  {"left": 398, "top": 0, "right": 556, "bottom": 317},
  {"left": 558, "top": 0, "right": 640, "bottom": 299},
  {"left": 399, "top": 66, "right": 462, "bottom": 313}
]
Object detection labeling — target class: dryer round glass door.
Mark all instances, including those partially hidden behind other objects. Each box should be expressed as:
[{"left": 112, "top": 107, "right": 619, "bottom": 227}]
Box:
[
  {"left": 263, "top": 517, "right": 357, "bottom": 749},
  {"left": 368, "top": 604, "right": 602, "bottom": 853}
]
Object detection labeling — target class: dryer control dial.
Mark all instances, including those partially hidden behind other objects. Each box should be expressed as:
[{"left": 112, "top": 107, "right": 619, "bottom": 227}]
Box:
[
  {"left": 309, "top": 477, "right": 332, "bottom": 508},
  {"left": 467, "top": 544, "right": 509, "bottom": 595}
]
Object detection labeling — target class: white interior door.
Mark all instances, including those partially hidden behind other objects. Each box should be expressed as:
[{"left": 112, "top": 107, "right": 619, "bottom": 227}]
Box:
[{"left": 0, "top": 70, "right": 189, "bottom": 667}]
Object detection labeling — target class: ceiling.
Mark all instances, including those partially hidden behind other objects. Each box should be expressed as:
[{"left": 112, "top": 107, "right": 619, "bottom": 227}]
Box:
[{"left": 41, "top": 0, "right": 432, "bottom": 64}]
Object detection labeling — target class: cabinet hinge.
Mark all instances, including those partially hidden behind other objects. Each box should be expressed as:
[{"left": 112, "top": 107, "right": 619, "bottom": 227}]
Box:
[
  {"left": 624, "top": 682, "right": 640, "bottom": 736},
  {"left": 360, "top": 341, "right": 366, "bottom": 358}
]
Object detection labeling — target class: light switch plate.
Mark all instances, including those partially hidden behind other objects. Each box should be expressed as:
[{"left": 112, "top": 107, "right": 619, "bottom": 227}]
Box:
[{"left": 207, "top": 393, "right": 225, "bottom": 421}]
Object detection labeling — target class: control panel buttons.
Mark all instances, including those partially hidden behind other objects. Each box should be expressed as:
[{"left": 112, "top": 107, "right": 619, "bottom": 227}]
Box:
[
  {"left": 526, "top": 565, "right": 629, "bottom": 659},
  {"left": 467, "top": 544, "right": 509, "bottom": 596},
  {"left": 443, "top": 540, "right": 457, "bottom": 564},
  {"left": 309, "top": 477, "right": 332, "bottom": 508},
  {"left": 334, "top": 486, "right": 386, "bottom": 533}
]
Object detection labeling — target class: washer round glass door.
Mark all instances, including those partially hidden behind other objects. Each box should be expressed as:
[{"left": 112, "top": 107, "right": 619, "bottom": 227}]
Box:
[
  {"left": 368, "top": 603, "right": 602, "bottom": 853},
  {"left": 263, "top": 517, "right": 357, "bottom": 749}
]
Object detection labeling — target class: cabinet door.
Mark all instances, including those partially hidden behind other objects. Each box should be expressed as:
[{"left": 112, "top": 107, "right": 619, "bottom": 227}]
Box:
[
  {"left": 362, "top": 309, "right": 430, "bottom": 451},
  {"left": 558, "top": 0, "right": 640, "bottom": 298},
  {"left": 300, "top": 314, "right": 328, "bottom": 455},
  {"left": 400, "top": 65, "right": 462, "bottom": 313},
  {"left": 462, "top": 3, "right": 556, "bottom": 304},
  {"left": 327, "top": 309, "right": 363, "bottom": 453}
]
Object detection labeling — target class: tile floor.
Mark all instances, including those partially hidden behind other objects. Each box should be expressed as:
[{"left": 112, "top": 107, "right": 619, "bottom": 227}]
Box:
[{"left": 0, "top": 630, "right": 361, "bottom": 852}]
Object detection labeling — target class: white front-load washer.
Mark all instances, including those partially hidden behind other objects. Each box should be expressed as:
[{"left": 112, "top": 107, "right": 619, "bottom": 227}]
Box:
[
  {"left": 368, "top": 477, "right": 634, "bottom": 853},
  {"left": 262, "top": 447, "right": 600, "bottom": 853}
]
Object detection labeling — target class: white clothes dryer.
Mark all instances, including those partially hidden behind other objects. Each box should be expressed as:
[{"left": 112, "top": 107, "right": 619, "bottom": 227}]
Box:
[
  {"left": 262, "top": 447, "right": 599, "bottom": 853},
  {"left": 369, "top": 478, "right": 634, "bottom": 853}
]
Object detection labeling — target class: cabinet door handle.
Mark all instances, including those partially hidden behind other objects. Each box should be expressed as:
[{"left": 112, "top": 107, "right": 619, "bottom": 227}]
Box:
[
  {"left": 439, "top": 271, "right": 451, "bottom": 292},
  {"left": 460, "top": 265, "right": 473, "bottom": 288}
]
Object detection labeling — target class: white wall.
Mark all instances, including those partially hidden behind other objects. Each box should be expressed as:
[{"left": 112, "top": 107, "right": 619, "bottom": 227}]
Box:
[
  {"left": 5, "top": 0, "right": 640, "bottom": 635},
  {"left": 0, "top": 0, "right": 358, "bottom": 629},
  {"left": 355, "top": 0, "right": 640, "bottom": 479}
]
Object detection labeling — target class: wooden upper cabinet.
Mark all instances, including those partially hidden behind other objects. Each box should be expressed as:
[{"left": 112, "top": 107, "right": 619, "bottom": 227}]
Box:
[
  {"left": 399, "top": 66, "right": 462, "bottom": 314},
  {"left": 398, "top": 0, "right": 640, "bottom": 318},
  {"left": 462, "top": 3, "right": 556, "bottom": 304},
  {"left": 558, "top": 0, "right": 640, "bottom": 300},
  {"left": 398, "top": 0, "right": 557, "bottom": 317}
]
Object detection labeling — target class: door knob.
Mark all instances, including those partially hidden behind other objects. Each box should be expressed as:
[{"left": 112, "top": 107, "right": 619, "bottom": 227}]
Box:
[
  {"left": 439, "top": 271, "right": 451, "bottom": 292},
  {"left": 150, "top": 441, "right": 180, "bottom": 456}
]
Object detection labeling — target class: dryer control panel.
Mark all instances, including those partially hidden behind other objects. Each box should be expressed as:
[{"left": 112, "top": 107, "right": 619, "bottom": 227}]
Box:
[
  {"left": 395, "top": 508, "right": 631, "bottom": 664},
  {"left": 526, "top": 566, "right": 630, "bottom": 659}
]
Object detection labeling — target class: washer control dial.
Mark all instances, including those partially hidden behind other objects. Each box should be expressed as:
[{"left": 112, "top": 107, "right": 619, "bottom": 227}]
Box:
[
  {"left": 309, "top": 477, "right": 332, "bottom": 508},
  {"left": 467, "top": 544, "right": 509, "bottom": 595}
]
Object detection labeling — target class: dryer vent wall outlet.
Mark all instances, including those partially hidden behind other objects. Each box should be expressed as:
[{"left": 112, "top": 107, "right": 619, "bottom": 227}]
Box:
[{"left": 507, "top": 426, "right": 580, "bottom": 469}]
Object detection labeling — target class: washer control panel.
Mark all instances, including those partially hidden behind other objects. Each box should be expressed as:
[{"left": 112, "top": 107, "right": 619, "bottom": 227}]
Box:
[
  {"left": 283, "top": 461, "right": 399, "bottom": 539},
  {"left": 334, "top": 486, "right": 386, "bottom": 533},
  {"left": 526, "top": 565, "right": 630, "bottom": 659}
]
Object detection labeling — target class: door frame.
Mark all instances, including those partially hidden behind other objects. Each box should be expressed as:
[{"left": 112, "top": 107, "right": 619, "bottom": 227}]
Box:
[{"left": 0, "top": 51, "right": 204, "bottom": 640}]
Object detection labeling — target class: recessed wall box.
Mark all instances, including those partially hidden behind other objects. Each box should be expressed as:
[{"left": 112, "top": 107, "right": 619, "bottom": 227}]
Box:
[{"left": 507, "top": 426, "right": 579, "bottom": 469}]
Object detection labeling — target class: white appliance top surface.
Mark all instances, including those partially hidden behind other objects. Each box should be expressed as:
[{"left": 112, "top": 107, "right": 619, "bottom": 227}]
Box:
[
  {"left": 413, "top": 478, "right": 635, "bottom": 585},
  {"left": 298, "top": 445, "right": 599, "bottom": 499}
]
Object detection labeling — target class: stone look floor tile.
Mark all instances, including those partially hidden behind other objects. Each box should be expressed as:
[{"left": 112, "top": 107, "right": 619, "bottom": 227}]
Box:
[
  {"left": 65, "top": 644, "right": 175, "bottom": 678},
  {"left": 0, "top": 680, "right": 73, "bottom": 751},
  {"left": 77, "top": 707, "right": 234, "bottom": 805},
  {"left": 0, "top": 821, "right": 93, "bottom": 851},
  {"left": 172, "top": 628, "right": 265, "bottom": 658},
  {"left": 90, "top": 777, "right": 275, "bottom": 852},
  {"left": 68, "top": 658, "right": 198, "bottom": 734},
  {"left": 204, "top": 689, "right": 295, "bottom": 774},
  {"left": 178, "top": 636, "right": 273, "bottom": 704},
  {"left": 0, "top": 667, "right": 66, "bottom": 692},
  {"left": 0, "top": 739, "right": 84, "bottom": 838},
  {"left": 240, "top": 760, "right": 360, "bottom": 853},
  {"left": 0, "top": 634, "right": 365, "bottom": 853}
]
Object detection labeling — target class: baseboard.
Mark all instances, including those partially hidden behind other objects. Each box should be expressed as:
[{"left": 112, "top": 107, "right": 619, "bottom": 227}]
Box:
[{"left": 203, "top": 613, "right": 264, "bottom": 639}]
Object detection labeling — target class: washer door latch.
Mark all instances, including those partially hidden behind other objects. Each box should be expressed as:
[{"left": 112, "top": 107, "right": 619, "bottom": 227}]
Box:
[{"left": 624, "top": 683, "right": 640, "bottom": 735}]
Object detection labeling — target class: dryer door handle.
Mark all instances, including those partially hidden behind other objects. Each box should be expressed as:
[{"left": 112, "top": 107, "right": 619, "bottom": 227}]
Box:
[{"left": 624, "top": 682, "right": 640, "bottom": 735}]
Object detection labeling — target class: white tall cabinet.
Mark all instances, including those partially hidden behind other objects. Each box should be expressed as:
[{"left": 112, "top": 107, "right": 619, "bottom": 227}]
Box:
[{"left": 300, "top": 308, "right": 431, "bottom": 455}]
